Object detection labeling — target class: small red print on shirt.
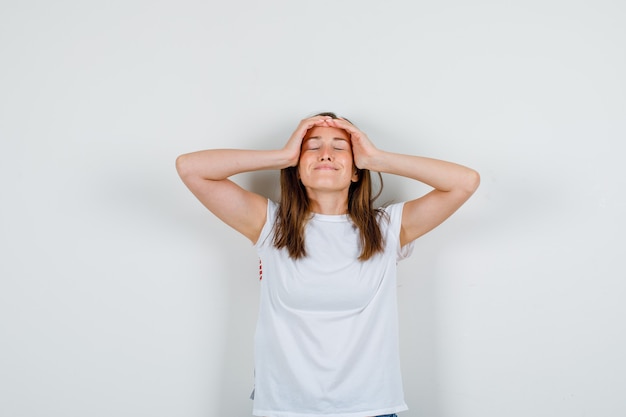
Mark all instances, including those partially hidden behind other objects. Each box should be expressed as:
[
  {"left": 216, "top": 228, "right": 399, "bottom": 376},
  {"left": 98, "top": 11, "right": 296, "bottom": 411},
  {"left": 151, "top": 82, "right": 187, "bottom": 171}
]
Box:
[{"left": 258, "top": 258, "right": 263, "bottom": 281}]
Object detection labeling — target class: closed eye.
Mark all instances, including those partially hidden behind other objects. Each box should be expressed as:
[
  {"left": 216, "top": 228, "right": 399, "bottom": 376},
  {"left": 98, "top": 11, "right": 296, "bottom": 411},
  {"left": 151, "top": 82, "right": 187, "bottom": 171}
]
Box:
[{"left": 332, "top": 138, "right": 349, "bottom": 151}]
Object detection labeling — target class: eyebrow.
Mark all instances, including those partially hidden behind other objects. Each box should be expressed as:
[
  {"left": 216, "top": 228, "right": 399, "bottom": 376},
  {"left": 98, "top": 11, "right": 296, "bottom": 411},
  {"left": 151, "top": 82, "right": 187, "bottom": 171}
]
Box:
[{"left": 304, "top": 137, "right": 349, "bottom": 142}]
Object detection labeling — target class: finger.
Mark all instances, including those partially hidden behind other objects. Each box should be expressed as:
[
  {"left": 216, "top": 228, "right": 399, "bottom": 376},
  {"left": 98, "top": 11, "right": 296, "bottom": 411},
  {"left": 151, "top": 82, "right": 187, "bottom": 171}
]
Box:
[
  {"left": 300, "top": 116, "right": 332, "bottom": 132},
  {"left": 326, "top": 117, "right": 356, "bottom": 130},
  {"left": 296, "top": 116, "right": 327, "bottom": 135},
  {"left": 327, "top": 119, "right": 361, "bottom": 138},
  {"left": 310, "top": 115, "right": 333, "bottom": 123},
  {"left": 313, "top": 116, "right": 333, "bottom": 126}
]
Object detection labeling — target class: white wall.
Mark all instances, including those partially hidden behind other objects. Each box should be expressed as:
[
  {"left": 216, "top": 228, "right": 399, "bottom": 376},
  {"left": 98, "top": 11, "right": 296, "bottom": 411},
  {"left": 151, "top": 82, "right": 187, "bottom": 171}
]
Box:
[{"left": 1, "top": 1, "right": 624, "bottom": 416}]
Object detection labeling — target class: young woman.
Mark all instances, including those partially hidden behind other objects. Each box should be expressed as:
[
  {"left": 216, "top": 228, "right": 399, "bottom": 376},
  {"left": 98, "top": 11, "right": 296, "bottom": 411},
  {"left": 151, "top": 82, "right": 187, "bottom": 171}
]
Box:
[{"left": 176, "top": 113, "right": 480, "bottom": 417}]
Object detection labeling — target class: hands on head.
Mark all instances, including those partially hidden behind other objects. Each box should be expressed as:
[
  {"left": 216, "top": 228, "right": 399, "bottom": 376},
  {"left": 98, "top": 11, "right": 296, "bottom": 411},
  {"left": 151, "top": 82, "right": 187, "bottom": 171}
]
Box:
[{"left": 284, "top": 115, "right": 379, "bottom": 170}]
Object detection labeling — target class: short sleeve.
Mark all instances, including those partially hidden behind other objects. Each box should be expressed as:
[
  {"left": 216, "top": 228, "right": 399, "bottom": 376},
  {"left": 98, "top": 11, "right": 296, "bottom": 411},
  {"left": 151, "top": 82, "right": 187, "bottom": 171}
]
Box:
[
  {"left": 254, "top": 199, "right": 277, "bottom": 251},
  {"left": 382, "top": 202, "right": 415, "bottom": 261}
]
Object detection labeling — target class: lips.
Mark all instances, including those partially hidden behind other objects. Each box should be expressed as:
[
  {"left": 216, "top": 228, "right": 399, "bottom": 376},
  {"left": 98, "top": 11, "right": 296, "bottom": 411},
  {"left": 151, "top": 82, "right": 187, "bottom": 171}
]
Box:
[{"left": 314, "top": 164, "right": 337, "bottom": 170}]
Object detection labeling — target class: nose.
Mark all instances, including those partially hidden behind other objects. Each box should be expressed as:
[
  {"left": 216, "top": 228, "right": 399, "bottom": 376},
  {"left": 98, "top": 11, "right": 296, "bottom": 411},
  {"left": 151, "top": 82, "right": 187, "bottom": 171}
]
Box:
[{"left": 319, "top": 146, "right": 333, "bottom": 161}]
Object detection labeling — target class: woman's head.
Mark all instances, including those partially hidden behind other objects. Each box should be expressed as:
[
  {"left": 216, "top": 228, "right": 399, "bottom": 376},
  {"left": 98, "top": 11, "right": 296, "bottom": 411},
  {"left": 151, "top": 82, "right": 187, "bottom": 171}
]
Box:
[
  {"left": 298, "top": 123, "right": 358, "bottom": 197},
  {"left": 274, "top": 112, "right": 384, "bottom": 261},
  {"left": 281, "top": 112, "right": 378, "bottom": 213}
]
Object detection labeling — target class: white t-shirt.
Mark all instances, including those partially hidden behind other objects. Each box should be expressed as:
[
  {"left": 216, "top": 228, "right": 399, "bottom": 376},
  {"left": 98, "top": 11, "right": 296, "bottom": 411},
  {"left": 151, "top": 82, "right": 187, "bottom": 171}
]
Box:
[{"left": 252, "top": 200, "right": 414, "bottom": 417}]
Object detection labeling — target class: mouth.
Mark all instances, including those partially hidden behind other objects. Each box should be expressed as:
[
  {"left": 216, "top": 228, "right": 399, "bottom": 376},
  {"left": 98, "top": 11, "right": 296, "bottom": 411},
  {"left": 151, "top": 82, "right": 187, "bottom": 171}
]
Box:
[{"left": 314, "top": 165, "right": 337, "bottom": 170}]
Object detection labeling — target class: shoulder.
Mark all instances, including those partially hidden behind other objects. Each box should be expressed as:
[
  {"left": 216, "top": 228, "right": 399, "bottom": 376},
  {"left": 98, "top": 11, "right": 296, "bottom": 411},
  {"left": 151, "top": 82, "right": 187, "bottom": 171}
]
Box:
[
  {"left": 380, "top": 202, "right": 415, "bottom": 260},
  {"left": 267, "top": 199, "right": 278, "bottom": 216},
  {"left": 379, "top": 202, "right": 406, "bottom": 228},
  {"left": 254, "top": 199, "right": 278, "bottom": 248}
]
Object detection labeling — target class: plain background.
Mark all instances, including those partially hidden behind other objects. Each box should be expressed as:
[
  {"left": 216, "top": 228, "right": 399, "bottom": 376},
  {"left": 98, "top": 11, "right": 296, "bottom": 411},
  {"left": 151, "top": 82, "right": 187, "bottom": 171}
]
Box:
[{"left": 1, "top": 1, "right": 625, "bottom": 416}]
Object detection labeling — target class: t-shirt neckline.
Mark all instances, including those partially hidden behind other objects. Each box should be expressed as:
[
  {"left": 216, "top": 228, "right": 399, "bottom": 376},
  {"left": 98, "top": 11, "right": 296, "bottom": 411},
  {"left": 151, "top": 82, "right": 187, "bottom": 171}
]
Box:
[{"left": 310, "top": 212, "right": 350, "bottom": 222}]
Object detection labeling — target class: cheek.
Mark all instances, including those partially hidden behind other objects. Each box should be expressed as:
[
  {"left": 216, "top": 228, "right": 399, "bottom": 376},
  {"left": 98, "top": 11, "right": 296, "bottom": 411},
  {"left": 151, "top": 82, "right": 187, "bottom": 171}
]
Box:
[
  {"left": 298, "top": 152, "right": 316, "bottom": 169},
  {"left": 340, "top": 152, "right": 355, "bottom": 165},
  {"left": 296, "top": 163, "right": 305, "bottom": 180}
]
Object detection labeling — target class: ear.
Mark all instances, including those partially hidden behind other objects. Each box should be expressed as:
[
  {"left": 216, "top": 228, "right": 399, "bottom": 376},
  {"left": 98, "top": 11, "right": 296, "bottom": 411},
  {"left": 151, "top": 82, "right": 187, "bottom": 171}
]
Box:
[{"left": 351, "top": 168, "right": 359, "bottom": 182}]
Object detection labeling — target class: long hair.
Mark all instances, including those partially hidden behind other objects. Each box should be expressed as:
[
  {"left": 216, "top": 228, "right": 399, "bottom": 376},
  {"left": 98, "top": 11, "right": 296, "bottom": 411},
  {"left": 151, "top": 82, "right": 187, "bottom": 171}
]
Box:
[{"left": 272, "top": 112, "right": 385, "bottom": 261}]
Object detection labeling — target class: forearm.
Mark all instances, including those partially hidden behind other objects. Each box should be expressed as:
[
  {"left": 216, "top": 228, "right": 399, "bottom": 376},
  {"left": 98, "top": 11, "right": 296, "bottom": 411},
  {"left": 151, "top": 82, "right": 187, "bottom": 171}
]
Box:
[
  {"left": 365, "top": 150, "right": 480, "bottom": 194},
  {"left": 176, "top": 148, "right": 292, "bottom": 181}
]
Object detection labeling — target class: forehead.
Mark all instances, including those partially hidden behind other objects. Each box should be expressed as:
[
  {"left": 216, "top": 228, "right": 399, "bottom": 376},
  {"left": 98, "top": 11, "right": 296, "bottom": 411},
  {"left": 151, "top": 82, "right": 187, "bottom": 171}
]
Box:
[{"left": 303, "top": 126, "right": 350, "bottom": 141}]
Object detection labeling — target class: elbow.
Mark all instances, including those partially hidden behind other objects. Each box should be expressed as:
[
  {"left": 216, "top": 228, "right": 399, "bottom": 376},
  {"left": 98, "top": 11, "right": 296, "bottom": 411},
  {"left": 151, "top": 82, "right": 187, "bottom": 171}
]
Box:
[
  {"left": 175, "top": 153, "right": 191, "bottom": 180},
  {"left": 464, "top": 168, "right": 481, "bottom": 195}
]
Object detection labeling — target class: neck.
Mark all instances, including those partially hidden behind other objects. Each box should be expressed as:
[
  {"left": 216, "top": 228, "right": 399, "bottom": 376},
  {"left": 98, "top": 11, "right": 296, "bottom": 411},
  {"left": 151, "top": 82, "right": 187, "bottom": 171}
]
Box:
[{"left": 306, "top": 190, "right": 349, "bottom": 215}]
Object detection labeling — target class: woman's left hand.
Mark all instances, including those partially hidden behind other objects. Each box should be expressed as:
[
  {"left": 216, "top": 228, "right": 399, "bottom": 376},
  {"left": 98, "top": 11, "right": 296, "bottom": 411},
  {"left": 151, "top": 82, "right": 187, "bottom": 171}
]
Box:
[{"left": 325, "top": 118, "right": 379, "bottom": 170}]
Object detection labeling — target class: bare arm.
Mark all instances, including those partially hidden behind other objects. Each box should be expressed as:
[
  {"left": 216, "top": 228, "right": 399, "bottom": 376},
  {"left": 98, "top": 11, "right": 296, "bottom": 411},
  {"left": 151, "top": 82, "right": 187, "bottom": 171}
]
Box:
[
  {"left": 328, "top": 118, "right": 480, "bottom": 246},
  {"left": 176, "top": 149, "right": 284, "bottom": 243},
  {"left": 368, "top": 152, "right": 479, "bottom": 246},
  {"left": 175, "top": 115, "right": 334, "bottom": 243}
]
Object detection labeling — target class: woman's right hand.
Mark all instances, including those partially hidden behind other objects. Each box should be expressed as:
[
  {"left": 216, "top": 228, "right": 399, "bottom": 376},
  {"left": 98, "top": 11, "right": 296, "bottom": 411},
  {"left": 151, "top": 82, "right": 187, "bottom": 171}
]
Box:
[{"left": 282, "top": 115, "right": 333, "bottom": 167}]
